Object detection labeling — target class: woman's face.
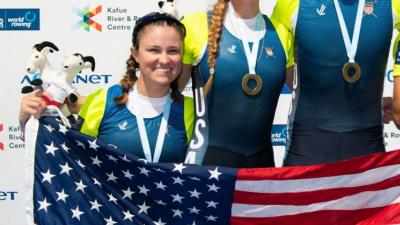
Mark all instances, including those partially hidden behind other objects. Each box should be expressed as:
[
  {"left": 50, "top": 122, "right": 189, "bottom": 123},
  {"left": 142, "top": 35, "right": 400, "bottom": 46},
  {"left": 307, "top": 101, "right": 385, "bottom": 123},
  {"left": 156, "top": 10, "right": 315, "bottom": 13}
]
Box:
[{"left": 131, "top": 24, "right": 183, "bottom": 89}]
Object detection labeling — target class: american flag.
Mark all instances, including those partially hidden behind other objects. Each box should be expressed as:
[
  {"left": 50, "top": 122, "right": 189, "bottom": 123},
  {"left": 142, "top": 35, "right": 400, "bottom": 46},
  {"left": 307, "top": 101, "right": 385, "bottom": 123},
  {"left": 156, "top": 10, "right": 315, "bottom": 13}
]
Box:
[{"left": 25, "top": 116, "right": 400, "bottom": 225}]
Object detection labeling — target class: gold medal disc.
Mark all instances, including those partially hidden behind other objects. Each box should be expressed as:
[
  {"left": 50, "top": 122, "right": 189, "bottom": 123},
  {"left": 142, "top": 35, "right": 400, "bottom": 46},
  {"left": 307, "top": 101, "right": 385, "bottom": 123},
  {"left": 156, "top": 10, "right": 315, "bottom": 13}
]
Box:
[
  {"left": 342, "top": 62, "right": 361, "bottom": 83},
  {"left": 242, "top": 74, "right": 263, "bottom": 96}
]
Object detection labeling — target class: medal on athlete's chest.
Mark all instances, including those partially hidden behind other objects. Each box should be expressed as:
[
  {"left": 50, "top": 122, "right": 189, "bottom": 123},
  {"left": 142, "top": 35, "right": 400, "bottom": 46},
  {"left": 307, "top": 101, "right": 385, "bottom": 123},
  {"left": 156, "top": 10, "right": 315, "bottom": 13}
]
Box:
[
  {"left": 342, "top": 62, "right": 361, "bottom": 83},
  {"left": 238, "top": 35, "right": 266, "bottom": 96},
  {"left": 333, "top": 0, "right": 365, "bottom": 83},
  {"left": 228, "top": 6, "right": 265, "bottom": 95},
  {"left": 242, "top": 73, "right": 263, "bottom": 95}
]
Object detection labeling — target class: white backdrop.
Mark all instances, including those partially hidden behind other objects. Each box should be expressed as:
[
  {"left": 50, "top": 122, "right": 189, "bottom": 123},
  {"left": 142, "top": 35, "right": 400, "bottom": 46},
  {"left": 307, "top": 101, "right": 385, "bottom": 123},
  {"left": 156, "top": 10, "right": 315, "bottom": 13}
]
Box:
[{"left": 0, "top": 1, "right": 398, "bottom": 224}]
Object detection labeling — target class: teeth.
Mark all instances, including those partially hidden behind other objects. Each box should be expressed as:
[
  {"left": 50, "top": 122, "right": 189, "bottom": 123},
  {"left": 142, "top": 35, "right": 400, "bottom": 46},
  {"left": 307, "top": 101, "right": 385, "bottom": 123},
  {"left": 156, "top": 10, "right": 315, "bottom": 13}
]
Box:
[{"left": 157, "top": 68, "right": 171, "bottom": 72}]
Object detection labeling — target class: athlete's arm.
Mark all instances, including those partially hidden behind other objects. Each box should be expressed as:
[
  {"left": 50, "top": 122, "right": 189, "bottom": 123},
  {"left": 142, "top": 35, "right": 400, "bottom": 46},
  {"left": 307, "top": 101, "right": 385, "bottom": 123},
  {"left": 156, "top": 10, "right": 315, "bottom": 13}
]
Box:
[
  {"left": 393, "top": 32, "right": 400, "bottom": 129},
  {"left": 285, "top": 66, "right": 295, "bottom": 90},
  {"left": 393, "top": 78, "right": 400, "bottom": 129},
  {"left": 178, "top": 64, "right": 193, "bottom": 92}
]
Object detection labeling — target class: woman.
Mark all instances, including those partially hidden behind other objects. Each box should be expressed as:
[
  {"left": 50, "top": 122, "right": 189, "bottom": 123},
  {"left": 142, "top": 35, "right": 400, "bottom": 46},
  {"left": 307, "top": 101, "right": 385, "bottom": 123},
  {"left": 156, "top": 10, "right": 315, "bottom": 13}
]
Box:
[
  {"left": 272, "top": 0, "right": 400, "bottom": 166},
  {"left": 179, "top": 0, "right": 294, "bottom": 167},
  {"left": 394, "top": 34, "right": 400, "bottom": 129},
  {"left": 19, "top": 12, "right": 195, "bottom": 163}
]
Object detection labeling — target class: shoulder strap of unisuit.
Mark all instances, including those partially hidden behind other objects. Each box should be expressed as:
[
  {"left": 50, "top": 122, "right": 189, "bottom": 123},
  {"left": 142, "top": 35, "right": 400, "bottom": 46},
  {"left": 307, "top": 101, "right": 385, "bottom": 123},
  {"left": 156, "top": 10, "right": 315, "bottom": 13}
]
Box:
[
  {"left": 78, "top": 88, "right": 108, "bottom": 137},
  {"left": 183, "top": 96, "right": 195, "bottom": 143},
  {"left": 393, "top": 34, "right": 400, "bottom": 77},
  {"left": 393, "top": 0, "right": 400, "bottom": 31},
  {"left": 181, "top": 12, "right": 208, "bottom": 66}
]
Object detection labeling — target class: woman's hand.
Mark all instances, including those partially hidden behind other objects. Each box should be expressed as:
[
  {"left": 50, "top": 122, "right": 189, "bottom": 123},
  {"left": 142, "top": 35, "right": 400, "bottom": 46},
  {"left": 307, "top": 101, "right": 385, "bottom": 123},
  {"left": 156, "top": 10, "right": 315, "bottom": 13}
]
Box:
[{"left": 19, "top": 90, "right": 47, "bottom": 129}]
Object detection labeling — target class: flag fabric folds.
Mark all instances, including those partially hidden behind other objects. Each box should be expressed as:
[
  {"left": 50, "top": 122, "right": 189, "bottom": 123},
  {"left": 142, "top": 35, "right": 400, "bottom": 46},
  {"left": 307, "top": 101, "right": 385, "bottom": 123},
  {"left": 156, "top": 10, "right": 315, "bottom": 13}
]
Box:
[{"left": 25, "top": 116, "right": 400, "bottom": 225}]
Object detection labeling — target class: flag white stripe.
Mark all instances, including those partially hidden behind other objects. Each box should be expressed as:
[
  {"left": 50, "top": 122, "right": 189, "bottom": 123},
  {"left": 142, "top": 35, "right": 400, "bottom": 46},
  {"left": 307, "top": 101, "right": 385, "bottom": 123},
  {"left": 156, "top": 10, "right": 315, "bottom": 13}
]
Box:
[
  {"left": 232, "top": 185, "right": 400, "bottom": 218},
  {"left": 235, "top": 164, "right": 400, "bottom": 193},
  {"left": 24, "top": 118, "right": 40, "bottom": 225}
]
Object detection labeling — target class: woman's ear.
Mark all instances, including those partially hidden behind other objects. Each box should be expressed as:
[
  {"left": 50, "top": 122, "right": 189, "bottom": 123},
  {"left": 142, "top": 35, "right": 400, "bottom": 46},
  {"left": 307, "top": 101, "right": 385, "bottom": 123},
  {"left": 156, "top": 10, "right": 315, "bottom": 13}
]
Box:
[{"left": 130, "top": 47, "right": 139, "bottom": 63}]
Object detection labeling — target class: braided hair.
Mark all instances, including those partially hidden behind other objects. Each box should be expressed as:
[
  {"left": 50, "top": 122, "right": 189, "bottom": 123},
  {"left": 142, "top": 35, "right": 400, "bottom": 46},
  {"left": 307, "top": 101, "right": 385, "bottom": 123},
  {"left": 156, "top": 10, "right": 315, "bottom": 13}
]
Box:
[
  {"left": 115, "top": 13, "right": 186, "bottom": 104},
  {"left": 203, "top": 0, "right": 229, "bottom": 95}
]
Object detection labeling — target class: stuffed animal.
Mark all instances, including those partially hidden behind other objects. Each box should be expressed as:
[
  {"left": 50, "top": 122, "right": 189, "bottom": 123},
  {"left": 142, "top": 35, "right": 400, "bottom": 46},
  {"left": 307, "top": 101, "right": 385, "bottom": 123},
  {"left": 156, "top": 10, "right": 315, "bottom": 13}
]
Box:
[
  {"left": 21, "top": 41, "right": 59, "bottom": 94},
  {"left": 158, "top": 0, "right": 182, "bottom": 20},
  {"left": 41, "top": 53, "right": 95, "bottom": 108}
]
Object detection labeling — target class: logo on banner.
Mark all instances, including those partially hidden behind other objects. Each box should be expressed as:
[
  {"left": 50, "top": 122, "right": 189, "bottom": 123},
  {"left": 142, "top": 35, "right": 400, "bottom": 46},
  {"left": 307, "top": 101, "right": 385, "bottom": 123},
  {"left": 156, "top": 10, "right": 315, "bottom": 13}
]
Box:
[
  {"left": 73, "top": 5, "right": 102, "bottom": 32},
  {"left": 0, "top": 9, "right": 40, "bottom": 30},
  {"left": 383, "top": 130, "right": 400, "bottom": 147},
  {"left": 21, "top": 73, "right": 112, "bottom": 85},
  {"left": 0, "top": 191, "right": 18, "bottom": 201},
  {"left": 0, "top": 124, "right": 3, "bottom": 151},
  {"left": 271, "top": 125, "right": 287, "bottom": 146},
  {"left": 387, "top": 70, "right": 394, "bottom": 83}
]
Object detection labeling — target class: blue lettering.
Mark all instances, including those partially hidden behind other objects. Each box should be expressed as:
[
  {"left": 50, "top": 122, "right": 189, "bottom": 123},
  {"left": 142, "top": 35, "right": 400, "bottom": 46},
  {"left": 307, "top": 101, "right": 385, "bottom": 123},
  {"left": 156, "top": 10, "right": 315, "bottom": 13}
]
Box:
[
  {"left": 0, "top": 191, "right": 6, "bottom": 200},
  {"left": 8, "top": 191, "right": 17, "bottom": 200},
  {"left": 20, "top": 73, "right": 41, "bottom": 84},
  {"left": 387, "top": 70, "right": 394, "bottom": 83},
  {"left": 0, "top": 191, "right": 17, "bottom": 200},
  {"left": 102, "top": 74, "right": 111, "bottom": 83},
  {"left": 21, "top": 74, "right": 112, "bottom": 84},
  {"left": 74, "top": 74, "right": 88, "bottom": 83},
  {"left": 73, "top": 74, "right": 112, "bottom": 84},
  {"left": 20, "top": 75, "right": 32, "bottom": 84},
  {"left": 89, "top": 74, "right": 101, "bottom": 83}
]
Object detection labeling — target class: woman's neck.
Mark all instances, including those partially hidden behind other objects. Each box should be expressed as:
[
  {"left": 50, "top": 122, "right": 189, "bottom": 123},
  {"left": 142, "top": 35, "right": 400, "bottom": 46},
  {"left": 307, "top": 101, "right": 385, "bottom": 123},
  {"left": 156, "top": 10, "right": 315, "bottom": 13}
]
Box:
[
  {"left": 136, "top": 78, "right": 169, "bottom": 98},
  {"left": 230, "top": 0, "right": 260, "bottom": 19}
]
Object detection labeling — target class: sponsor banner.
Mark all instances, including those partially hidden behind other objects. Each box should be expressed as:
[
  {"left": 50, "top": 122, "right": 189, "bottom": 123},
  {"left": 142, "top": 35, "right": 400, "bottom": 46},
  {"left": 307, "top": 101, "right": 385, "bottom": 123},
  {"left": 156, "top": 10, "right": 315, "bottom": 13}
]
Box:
[
  {"left": 20, "top": 73, "right": 113, "bottom": 86},
  {"left": 383, "top": 128, "right": 400, "bottom": 149},
  {"left": 0, "top": 9, "right": 40, "bottom": 31},
  {"left": 0, "top": 124, "right": 3, "bottom": 150},
  {"left": 72, "top": 5, "right": 141, "bottom": 32},
  {"left": 0, "top": 123, "right": 25, "bottom": 152},
  {"left": 0, "top": 191, "right": 18, "bottom": 201},
  {"left": 387, "top": 70, "right": 394, "bottom": 82},
  {"left": 271, "top": 124, "right": 287, "bottom": 146}
]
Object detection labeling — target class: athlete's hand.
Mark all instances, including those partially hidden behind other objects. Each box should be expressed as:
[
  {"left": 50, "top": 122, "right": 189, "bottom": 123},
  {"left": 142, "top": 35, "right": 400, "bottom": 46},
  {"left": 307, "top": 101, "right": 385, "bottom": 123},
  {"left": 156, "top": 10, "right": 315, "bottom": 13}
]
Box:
[
  {"left": 19, "top": 90, "right": 47, "bottom": 128},
  {"left": 382, "top": 96, "right": 393, "bottom": 124}
]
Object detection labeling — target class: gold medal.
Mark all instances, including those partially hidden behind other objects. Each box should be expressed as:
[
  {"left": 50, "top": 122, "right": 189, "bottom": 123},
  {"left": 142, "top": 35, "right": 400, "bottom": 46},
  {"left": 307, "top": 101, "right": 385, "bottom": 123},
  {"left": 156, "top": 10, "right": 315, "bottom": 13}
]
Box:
[
  {"left": 342, "top": 62, "right": 361, "bottom": 83},
  {"left": 242, "top": 73, "right": 263, "bottom": 95}
]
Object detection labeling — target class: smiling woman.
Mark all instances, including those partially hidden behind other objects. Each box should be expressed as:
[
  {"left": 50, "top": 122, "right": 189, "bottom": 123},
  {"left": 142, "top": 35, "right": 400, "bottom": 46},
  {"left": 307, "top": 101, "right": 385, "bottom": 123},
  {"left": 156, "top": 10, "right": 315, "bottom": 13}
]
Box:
[{"left": 19, "top": 12, "right": 197, "bottom": 164}]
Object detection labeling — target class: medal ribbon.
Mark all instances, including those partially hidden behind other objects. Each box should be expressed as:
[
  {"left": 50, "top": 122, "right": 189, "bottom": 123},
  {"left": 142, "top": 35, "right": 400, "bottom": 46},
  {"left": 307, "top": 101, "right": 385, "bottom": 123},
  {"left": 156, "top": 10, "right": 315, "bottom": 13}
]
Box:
[
  {"left": 227, "top": 2, "right": 263, "bottom": 75},
  {"left": 136, "top": 95, "right": 172, "bottom": 163},
  {"left": 242, "top": 41, "right": 259, "bottom": 74},
  {"left": 333, "top": 0, "right": 365, "bottom": 63}
]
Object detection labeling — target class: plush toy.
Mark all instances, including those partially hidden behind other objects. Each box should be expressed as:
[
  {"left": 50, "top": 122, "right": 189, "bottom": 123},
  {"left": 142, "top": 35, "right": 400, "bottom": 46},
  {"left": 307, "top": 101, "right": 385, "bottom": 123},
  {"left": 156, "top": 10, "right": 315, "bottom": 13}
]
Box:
[
  {"left": 158, "top": 0, "right": 182, "bottom": 20},
  {"left": 42, "top": 53, "right": 95, "bottom": 108},
  {"left": 21, "top": 41, "right": 59, "bottom": 94}
]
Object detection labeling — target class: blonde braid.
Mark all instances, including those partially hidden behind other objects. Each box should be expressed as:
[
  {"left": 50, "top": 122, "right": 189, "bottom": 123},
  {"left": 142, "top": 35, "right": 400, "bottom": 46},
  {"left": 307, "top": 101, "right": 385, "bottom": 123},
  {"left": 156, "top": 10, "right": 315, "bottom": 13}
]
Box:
[
  {"left": 114, "top": 55, "right": 138, "bottom": 104},
  {"left": 204, "top": 0, "right": 229, "bottom": 95}
]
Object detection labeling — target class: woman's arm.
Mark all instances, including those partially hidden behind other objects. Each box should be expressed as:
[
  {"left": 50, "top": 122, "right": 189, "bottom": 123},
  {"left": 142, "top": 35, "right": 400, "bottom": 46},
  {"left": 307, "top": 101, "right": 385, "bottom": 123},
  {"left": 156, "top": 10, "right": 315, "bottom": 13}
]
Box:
[
  {"left": 393, "top": 77, "right": 400, "bottom": 129},
  {"left": 178, "top": 64, "right": 193, "bottom": 92}
]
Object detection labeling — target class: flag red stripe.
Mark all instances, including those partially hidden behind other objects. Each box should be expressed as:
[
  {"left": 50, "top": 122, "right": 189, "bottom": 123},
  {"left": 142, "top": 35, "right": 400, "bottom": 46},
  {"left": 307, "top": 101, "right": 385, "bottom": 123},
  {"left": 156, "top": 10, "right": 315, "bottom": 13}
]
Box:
[
  {"left": 237, "top": 150, "right": 400, "bottom": 180},
  {"left": 233, "top": 174, "right": 400, "bottom": 205},
  {"left": 230, "top": 203, "right": 400, "bottom": 225}
]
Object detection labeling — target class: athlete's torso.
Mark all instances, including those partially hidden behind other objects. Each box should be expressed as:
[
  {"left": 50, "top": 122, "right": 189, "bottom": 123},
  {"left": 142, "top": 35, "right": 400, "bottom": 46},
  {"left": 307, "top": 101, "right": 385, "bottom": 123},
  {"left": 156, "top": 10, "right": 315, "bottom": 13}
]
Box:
[
  {"left": 274, "top": 0, "right": 397, "bottom": 131},
  {"left": 185, "top": 14, "right": 289, "bottom": 156},
  {"left": 92, "top": 85, "right": 189, "bottom": 162}
]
